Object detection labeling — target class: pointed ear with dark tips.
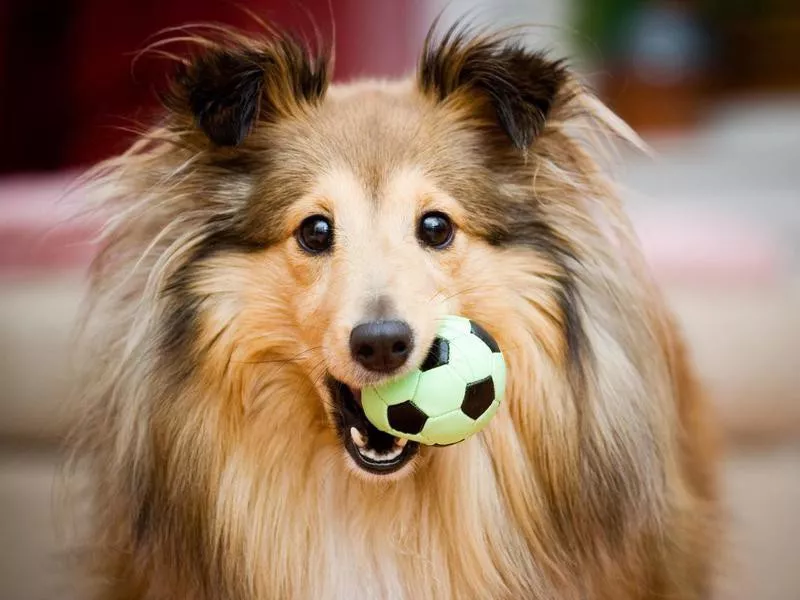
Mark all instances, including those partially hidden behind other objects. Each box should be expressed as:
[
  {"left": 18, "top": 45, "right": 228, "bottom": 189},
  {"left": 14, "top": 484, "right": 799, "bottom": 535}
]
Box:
[
  {"left": 177, "top": 51, "right": 265, "bottom": 146},
  {"left": 418, "top": 25, "right": 567, "bottom": 150},
  {"left": 164, "top": 34, "right": 330, "bottom": 147}
]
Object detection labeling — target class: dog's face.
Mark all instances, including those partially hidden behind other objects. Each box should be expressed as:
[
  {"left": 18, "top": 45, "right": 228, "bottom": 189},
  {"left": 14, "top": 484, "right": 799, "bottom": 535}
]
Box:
[
  {"left": 280, "top": 161, "right": 465, "bottom": 474},
  {"left": 156, "top": 31, "right": 579, "bottom": 479}
]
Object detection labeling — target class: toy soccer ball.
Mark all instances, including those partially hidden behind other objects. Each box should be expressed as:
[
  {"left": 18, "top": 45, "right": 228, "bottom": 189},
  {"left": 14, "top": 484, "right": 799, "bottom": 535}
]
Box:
[{"left": 362, "top": 316, "right": 506, "bottom": 446}]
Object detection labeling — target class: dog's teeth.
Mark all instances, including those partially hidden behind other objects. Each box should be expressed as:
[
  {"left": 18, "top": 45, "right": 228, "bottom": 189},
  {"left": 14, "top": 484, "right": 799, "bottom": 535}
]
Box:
[
  {"left": 355, "top": 444, "right": 403, "bottom": 463},
  {"left": 350, "top": 427, "right": 366, "bottom": 448},
  {"left": 395, "top": 437, "right": 408, "bottom": 448}
]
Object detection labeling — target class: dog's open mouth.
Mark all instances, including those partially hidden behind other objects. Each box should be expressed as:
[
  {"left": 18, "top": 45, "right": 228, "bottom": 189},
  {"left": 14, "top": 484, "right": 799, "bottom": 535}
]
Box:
[{"left": 327, "top": 378, "right": 419, "bottom": 475}]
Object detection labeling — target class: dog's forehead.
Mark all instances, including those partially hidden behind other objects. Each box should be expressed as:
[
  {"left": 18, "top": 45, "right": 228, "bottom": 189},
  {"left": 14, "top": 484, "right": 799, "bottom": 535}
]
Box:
[
  {"left": 274, "top": 82, "right": 476, "bottom": 199},
  {"left": 311, "top": 163, "right": 435, "bottom": 217},
  {"left": 253, "top": 79, "right": 492, "bottom": 233},
  {"left": 318, "top": 87, "right": 428, "bottom": 191}
]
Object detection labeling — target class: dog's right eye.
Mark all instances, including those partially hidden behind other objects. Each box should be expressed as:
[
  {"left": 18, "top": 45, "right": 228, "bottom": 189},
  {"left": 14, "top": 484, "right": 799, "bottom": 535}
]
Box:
[
  {"left": 417, "top": 212, "right": 454, "bottom": 249},
  {"left": 297, "top": 215, "right": 334, "bottom": 254}
]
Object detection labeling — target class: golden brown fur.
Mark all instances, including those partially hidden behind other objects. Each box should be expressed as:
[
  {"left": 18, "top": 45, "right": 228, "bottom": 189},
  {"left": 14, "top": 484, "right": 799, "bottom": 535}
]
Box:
[{"left": 70, "top": 23, "right": 718, "bottom": 600}]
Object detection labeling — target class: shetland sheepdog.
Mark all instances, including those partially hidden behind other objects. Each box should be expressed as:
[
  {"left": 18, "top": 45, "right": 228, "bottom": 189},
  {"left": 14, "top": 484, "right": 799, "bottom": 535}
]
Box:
[{"left": 71, "top": 21, "right": 719, "bottom": 600}]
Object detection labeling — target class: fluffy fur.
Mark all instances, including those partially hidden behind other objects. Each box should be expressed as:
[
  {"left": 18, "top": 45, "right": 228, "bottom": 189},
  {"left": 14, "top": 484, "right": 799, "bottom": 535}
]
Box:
[{"left": 70, "top": 22, "right": 719, "bottom": 600}]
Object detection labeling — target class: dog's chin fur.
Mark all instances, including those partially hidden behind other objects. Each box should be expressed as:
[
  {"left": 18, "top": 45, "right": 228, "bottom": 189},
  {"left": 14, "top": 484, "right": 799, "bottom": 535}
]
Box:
[{"left": 70, "top": 22, "right": 719, "bottom": 600}]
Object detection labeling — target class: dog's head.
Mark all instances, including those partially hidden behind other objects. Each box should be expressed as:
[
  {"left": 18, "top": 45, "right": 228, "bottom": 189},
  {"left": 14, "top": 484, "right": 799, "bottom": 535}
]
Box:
[
  {"left": 140, "top": 27, "right": 581, "bottom": 478},
  {"left": 84, "top": 23, "right": 654, "bottom": 492}
]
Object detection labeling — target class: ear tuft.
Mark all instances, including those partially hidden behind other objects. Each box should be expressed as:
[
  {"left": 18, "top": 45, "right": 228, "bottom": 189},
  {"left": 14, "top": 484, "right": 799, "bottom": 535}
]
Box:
[
  {"left": 418, "top": 24, "right": 567, "bottom": 150},
  {"left": 164, "top": 32, "right": 330, "bottom": 147},
  {"left": 176, "top": 50, "right": 265, "bottom": 146}
]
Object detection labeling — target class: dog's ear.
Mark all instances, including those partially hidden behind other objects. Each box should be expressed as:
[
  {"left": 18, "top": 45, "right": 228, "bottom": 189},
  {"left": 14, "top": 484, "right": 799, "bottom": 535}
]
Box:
[
  {"left": 165, "top": 36, "right": 330, "bottom": 147},
  {"left": 418, "top": 26, "right": 567, "bottom": 150}
]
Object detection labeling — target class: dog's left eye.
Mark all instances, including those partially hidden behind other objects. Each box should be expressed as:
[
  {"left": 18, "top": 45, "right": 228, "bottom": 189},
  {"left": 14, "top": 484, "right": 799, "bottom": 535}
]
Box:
[
  {"left": 418, "top": 212, "right": 455, "bottom": 249},
  {"left": 297, "top": 215, "right": 334, "bottom": 254}
]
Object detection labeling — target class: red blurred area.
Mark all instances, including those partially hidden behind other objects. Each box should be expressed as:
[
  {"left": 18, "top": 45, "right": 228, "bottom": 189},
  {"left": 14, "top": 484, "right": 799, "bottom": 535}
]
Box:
[{"left": 0, "top": 0, "right": 416, "bottom": 174}]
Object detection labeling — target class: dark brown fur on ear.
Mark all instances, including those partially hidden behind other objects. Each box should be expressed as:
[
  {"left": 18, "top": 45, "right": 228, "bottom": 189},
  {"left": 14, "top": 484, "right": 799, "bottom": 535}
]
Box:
[
  {"left": 419, "top": 24, "right": 567, "bottom": 150},
  {"left": 164, "top": 32, "right": 330, "bottom": 146}
]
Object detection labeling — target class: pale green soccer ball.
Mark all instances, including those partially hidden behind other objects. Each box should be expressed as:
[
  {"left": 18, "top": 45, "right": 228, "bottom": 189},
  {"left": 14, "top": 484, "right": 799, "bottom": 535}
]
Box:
[{"left": 361, "top": 315, "right": 506, "bottom": 446}]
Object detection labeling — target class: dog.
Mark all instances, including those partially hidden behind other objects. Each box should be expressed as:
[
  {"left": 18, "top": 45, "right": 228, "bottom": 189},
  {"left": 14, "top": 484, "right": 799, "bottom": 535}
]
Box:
[{"left": 71, "top": 21, "right": 719, "bottom": 600}]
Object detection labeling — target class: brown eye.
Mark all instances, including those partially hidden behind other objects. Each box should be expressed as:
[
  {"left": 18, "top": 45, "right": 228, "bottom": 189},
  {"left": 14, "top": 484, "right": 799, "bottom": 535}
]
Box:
[
  {"left": 418, "top": 212, "right": 454, "bottom": 249},
  {"left": 297, "top": 215, "right": 333, "bottom": 254}
]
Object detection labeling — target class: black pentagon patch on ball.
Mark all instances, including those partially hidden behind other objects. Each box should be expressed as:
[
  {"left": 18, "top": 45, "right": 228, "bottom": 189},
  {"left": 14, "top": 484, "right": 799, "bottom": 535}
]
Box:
[
  {"left": 469, "top": 321, "right": 500, "bottom": 353},
  {"left": 420, "top": 337, "right": 449, "bottom": 372},
  {"left": 461, "top": 376, "right": 495, "bottom": 420},
  {"left": 387, "top": 401, "right": 428, "bottom": 435}
]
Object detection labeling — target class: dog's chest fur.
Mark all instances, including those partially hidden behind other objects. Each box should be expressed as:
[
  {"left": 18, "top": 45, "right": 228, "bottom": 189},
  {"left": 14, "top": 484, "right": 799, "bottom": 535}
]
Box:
[{"left": 213, "top": 425, "right": 558, "bottom": 600}]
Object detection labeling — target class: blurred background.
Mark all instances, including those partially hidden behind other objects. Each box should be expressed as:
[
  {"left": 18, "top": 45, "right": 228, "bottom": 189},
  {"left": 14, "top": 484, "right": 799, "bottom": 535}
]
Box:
[{"left": 0, "top": 1, "right": 798, "bottom": 598}]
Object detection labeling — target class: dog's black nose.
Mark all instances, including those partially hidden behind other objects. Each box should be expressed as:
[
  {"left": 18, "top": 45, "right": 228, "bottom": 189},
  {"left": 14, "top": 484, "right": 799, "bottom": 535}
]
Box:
[{"left": 350, "top": 320, "right": 413, "bottom": 373}]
